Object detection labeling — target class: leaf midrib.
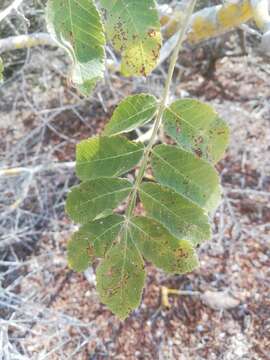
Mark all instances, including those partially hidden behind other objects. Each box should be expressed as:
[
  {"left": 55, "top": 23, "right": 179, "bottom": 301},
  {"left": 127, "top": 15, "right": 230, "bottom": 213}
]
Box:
[
  {"left": 78, "top": 148, "right": 143, "bottom": 164},
  {"left": 77, "top": 186, "right": 132, "bottom": 208},
  {"left": 152, "top": 148, "right": 215, "bottom": 198}
]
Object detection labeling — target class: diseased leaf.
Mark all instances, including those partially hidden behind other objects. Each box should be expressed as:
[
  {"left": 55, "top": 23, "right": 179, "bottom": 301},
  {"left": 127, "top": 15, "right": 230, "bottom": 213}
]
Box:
[
  {"left": 76, "top": 136, "right": 144, "bottom": 180},
  {"left": 96, "top": 227, "right": 146, "bottom": 319},
  {"left": 66, "top": 178, "right": 132, "bottom": 224},
  {"left": 164, "top": 99, "right": 229, "bottom": 163},
  {"left": 100, "top": 0, "right": 162, "bottom": 76},
  {"left": 104, "top": 94, "right": 158, "bottom": 136},
  {"left": 152, "top": 144, "right": 221, "bottom": 212},
  {"left": 67, "top": 229, "right": 93, "bottom": 272},
  {"left": 46, "top": 0, "right": 105, "bottom": 95},
  {"left": 140, "top": 182, "right": 211, "bottom": 245},
  {"left": 67, "top": 215, "right": 125, "bottom": 271},
  {"left": 131, "top": 217, "right": 199, "bottom": 273}
]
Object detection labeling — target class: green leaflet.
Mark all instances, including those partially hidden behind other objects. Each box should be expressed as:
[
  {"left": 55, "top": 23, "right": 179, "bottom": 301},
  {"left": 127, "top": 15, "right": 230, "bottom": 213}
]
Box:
[
  {"left": 66, "top": 178, "right": 132, "bottom": 224},
  {"left": 67, "top": 215, "right": 125, "bottom": 271},
  {"left": 76, "top": 136, "right": 144, "bottom": 180},
  {"left": 46, "top": 0, "right": 105, "bottom": 96},
  {"left": 96, "top": 227, "right": 146, "bottom": 319},
  {"left": 99, "top": 0, "right": 162, "bottom": 76},
  {"left": 104, "top": 94, "right": 158, "bottom": 136},
  {"left": 152, "top": 144, "right": 221, "bottom": 212},
  {"left": 164, "top": 99, "right": 229, "bottom": 163},
  {"left": 140, "top": 182, "right": 211, "bottom": 245},
  {"left": 130, "top": 217, "right": 199, "bottom": 274}
]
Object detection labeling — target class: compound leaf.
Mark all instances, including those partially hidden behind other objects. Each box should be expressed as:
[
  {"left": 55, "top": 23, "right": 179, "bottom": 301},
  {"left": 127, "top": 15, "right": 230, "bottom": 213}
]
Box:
[
  {"left": 164, "top": 99, "right": 229, "bottom": 163},
  {"left": 46, "top": 0, "right": 105, "bottom": 96},
  {"left": 99, "top": 0, "right": 162, "bottom": 76},
  {"left": 66, "top": 177, "right": 132, "bottom": 224},
  {"left": 152, "top": 144, "right": 221, "bottom": 212},
  {"left": 76, "top": 136, "right": 144, "bottom": 180},
  {"left": 96, "top": 227, "right": 146, "bottom": 319},
  {"left": 140, "top": 182, "right": 211, "bottom": 245},
  {"left": 67, "top": 214, "right": 125, "bottom": 271},
  {"left": 104, "top": 94, "right": 158, "bottom": 136},
  {"left": 131, "top": 217, "right": 199, "bottom": 273}
]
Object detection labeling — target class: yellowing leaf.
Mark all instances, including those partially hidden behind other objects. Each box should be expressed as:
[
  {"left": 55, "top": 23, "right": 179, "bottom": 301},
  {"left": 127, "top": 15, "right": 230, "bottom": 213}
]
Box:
[
  {"left": 100, "top": 0, "right": 162, "bottom": 76},
  {"left": 46, "top": 0, "right": 105, "bottom": 95}
]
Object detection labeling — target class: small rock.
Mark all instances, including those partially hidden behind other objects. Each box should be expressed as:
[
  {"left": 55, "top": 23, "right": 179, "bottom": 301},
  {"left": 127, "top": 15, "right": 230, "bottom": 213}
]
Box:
[{"left": 201, "top": 290, "right": 240, "bottom": 310}]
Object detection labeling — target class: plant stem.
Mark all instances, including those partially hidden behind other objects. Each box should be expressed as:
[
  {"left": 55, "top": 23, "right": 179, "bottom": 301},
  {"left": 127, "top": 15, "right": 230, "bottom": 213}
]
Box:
[{"left": 126, "top": 0, "right": 197, "bottom": 219}]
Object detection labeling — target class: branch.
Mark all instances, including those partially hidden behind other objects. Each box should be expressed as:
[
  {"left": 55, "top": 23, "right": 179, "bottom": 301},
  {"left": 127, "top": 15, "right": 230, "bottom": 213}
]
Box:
[
  {"left": 0, "top": 161, "right": 75, "bottom": 177},
  {"left": 0, "top": 33, "right": 56, "bottom": 54},
  {"left": 0, "top": 0, "right": 24, "bottom": 23},
  {"left": 0, "top": 162, "right": 75, "bottom": 211},
  {"left": 160, "top": 0, "right": 270, "bottom": 62}
]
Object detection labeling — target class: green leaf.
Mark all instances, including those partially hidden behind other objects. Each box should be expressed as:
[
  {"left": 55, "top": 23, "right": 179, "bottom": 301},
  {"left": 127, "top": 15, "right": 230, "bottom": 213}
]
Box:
[
  {"left": 66, "top": 177, "right": 132, "bottom": 224},
  {"left": 46, "top": 0, "right": 105, "bottom": 96},
  {"left": 140, "top": 182, "right": 211, "bottom": 245},
  {"left": 99, "top": 0, "right": 162, "bottom": 76},
  {"left": 104, "top": 94, "right": 158, "bottom": 136},
  {"left": 131, "top": 217, "right": 199, "bottom": 274},
  {"left": 67, "top": 215, "right": 125, "bottom": 271},
  {"left": 96, "top": 227, "right": 146, "bottom": 319},
  {"left": 164, "top": 99, "right": 229, "bottom": 163},
  {"left": 76, "top": 136, "right": 144, "bottom": 181},
  {"left": 152, "top": 144, "right": 221, "bottom": 212}
]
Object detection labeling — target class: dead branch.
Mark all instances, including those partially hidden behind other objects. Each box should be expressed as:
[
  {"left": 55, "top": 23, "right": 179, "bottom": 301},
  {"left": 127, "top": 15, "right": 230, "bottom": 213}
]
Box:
[
  {"left": 0, "top": 33, "right": 56, "bottom": 55},
  {"left": 0, "top": 0, "right": 25, "bottom": 23}
]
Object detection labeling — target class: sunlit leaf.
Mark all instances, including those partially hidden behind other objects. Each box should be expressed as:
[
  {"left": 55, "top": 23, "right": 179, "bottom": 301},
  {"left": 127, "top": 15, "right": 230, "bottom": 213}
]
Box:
[
  {"left": 104, "top": 94, "right": 158, "bottom": 136},
  {"left": 164, "top": 99, "right": 229, "bottom": 163},
  {"left": 46, "top": 0, "right": 105, "bottom": 95},
  {"left": 76, "top": 136, "right": 144, "bottom": 180},
  {"left": 96, "top": 227, "right": 146, "bottom": 319},
  {"left": 152, "top": 144, "right": 221, "bottom": 211},
  {"left": 131, "top": 217, "right": 199, "bottom": 273},
  {"left": 66, "top": 178, "right": 132, "bottom": 224},
  {"left": 140, "top": 182, "right": 211, "bottom": 245},
  {"left": 99, "top": 0, "right": 162, "bottom": 76}
]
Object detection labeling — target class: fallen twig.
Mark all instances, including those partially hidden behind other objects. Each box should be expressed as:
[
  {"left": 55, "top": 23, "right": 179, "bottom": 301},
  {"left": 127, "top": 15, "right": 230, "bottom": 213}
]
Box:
[{"left": 0, "top": 0, "right": 24, "bottom": 23}]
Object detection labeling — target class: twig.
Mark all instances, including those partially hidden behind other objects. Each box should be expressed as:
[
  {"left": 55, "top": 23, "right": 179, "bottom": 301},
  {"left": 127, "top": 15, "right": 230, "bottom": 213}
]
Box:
[
  {"left": 226, "top": 187, "right": 270, "bottom": 197},
  {"left": 0, "top": 0, "right": 24, "bottom": 23},
  {"left": 0, "top": 162, "right": 75, "bottom": 178},
  {"left": 0, "top": 33, "right": 56, "bottom": 55},
  {"left": 0, "top": 162, "right": 75, "bottom": 213},
  {"left": 161, "top": 286, "right": 200, "bottom": 308}
]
